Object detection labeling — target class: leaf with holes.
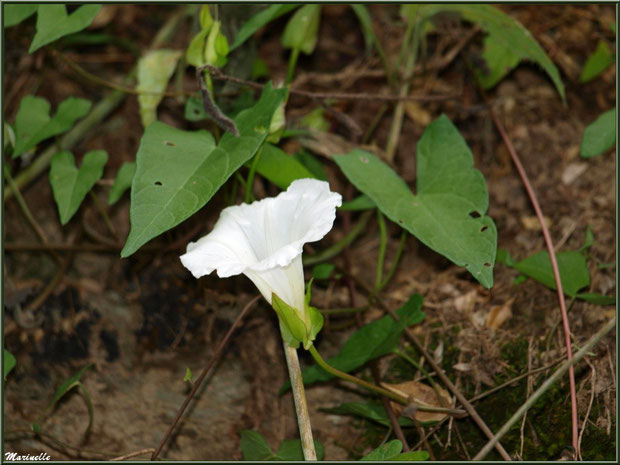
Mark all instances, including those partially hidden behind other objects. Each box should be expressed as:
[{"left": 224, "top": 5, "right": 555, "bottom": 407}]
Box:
[
  {"left": 334, "top": 115, "right": 497, "bottom": 287},
  {"left": 50, "top": 150, "right": 108, "bottom": 225},
  {"left": 108, "top": 161, "right": 136, "bottom": 205},
  {"left": 29, "top": 4, "right": 101, "bottom": 53},
  {"left": 121, "top": 83, "right": 286, "bottom": 257},
  {"left": 12, "top": 95, "right": 91, "bottom": 158}
]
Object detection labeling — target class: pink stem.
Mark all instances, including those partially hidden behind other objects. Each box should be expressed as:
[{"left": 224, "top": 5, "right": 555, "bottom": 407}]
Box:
[{"left": 489, "top": 107, "right": 579, "bottom": 455}]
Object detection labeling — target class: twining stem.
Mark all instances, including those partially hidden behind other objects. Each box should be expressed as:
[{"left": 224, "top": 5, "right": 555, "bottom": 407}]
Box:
[
  {"left": 473, "top": 317, "right": 616, "bottom": 460},
  {"left": 282, "top": 343, "right": 317, "bottom": 461},
  {"left": 307, "top": 345, "right": 465, "bottom": 417}
]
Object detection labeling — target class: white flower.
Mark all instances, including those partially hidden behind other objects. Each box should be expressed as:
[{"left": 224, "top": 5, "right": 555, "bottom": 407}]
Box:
[{"left": 180, "top": 179, "right": 342, "bottom": 322}]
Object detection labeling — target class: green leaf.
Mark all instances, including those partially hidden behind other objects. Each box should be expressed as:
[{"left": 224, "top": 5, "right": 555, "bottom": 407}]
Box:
[
  {"left": 323, "top": 401, "right": 414, "bottom": 428},
  {"left": 183, "top": 367, "right": 193, "bottom": 382},
  {"left": 334, "top": 115, "right": 497, "bottom": 288},
  {"left": 361, "top": 440, "right": 403, "bottom": 461},
  {"left": 339, "top": 194, "right": 376, "bottom": 211},
  {"left": 580, "top": 40, "right": 615, "bottom": 83},
  {"left": 575, "top": 293, "right": 615, "bottom": 305},
  {"left": 275, "top": 439, "right": 325, "bottom": 461},
  {"left": 29, "top": 4, "right": 101, "bottom": 53},
  {"left": 4, "top": 349, "right": 16, "bottom": 380},
  {"left": 312, "top": 263, "right": 335, "bottom": 280},
  {"left": 230, "top": 4, "right": 300, "bottom": 51},
  {"left": 512, "top": 250, "right": 589, "bottom": 297},
  {"left": 4, "top": 4, "right": 38, "bottom": 28},
  {"left": 240, "top": 430, "right": 275, "bottom": 461},
  {"left": 108, "top": 161, "right": 136, "bottom": 205},
  {"left": 254, "top": 143, "right": 317, "bottom": 189},
  {"left": 13, "top": 95, "right": 91, "bottom": 157},
  {"left": 186, "top": 28, "right": 210, "bottom": 67},
  {"left": 46, "top": 364, "right": 94, "bottom": 414},
  {"left": 294, "top": 150, "right": 328, "bottom": 181},
  {"left": 137, "top": 49, "right": 182, "bottom": 127},
  {"left": 50, "top": 150, "right": 108, "bottom": 225},
  {"left": 580, "top": 108, "right": 616, "bottom": 158},
  {"left": 301, "top": 107, "right": 329, "bottom": 132},
  {"left": 402, "top": 5, "right": 565, "bottom": 100},
  {"left": 390, "top": 450, "right": 430, "bottom": 461},
  {"left": 121, "top": 83, "right": 286, "bottom": 257},
  {"left": 281, "top": 4, "right": 321, "bottom": 55},
  {"left": 580, "top": 225, "right": 595, "bottom": 252},
  {"left": 286, "top": 294, "right": 425, "bottom": 389}
]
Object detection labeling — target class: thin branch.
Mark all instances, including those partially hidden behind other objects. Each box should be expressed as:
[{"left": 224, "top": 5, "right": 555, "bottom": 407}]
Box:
[{"left": 151, "top": 295, "right": 260, "bottom": 461}]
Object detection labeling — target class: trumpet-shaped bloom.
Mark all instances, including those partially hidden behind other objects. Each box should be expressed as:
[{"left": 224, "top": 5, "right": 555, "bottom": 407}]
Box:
[{"left": 180, "top": 179, "right": 342, "bottom": 321}]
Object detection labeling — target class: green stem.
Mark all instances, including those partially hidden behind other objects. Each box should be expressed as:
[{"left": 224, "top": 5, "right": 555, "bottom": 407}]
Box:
[
  {"left": 286, "top": 48, "right": 300, "bottom": 85},
  {"left": 374, "top": 210, "right": 388, "bottom": 292},
  {"left": 283, "top": 342, "right": 317, "bottom": 461},
  {"left": 379, "top": 230, "right": 407, "bottom": 291},
  {"left": 245, "top": 148, "right": 262, "bottom": 203},
  {"left": 89, "top": 191, "right": 117, "bottom": 239},
  {"left": 308, "top": 344, "right": 464, "bottom": 417},
  {"left": 303, "top": 210, "right": 373, "bottom": 266}
]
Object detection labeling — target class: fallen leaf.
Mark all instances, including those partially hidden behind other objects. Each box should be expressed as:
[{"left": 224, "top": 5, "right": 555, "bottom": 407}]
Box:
[
  {"left": 381, "top": 380, "right": 453, "bottom": 424},
  {"left": 453, "top": 362, "right": 472, "bottom": 373},
  {"left": 520, "top": 215, "right": 551, "bottom": 231},
  {"left": 561, "top": 162, "right": 588, "bottom": 185},
  {"left": 404, "top": 101, "right": 432, "bottom": 126},
  {"left": 486, "top": 298, "right": 514, "bottom": 330}
]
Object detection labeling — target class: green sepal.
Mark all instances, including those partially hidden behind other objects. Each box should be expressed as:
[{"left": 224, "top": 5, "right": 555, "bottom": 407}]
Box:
[
  {"left": 304, "top": 279, "right": 324, "bottom": 349},
  {"left": 272, "top": 293, "right": 306, "bottom": 348}
]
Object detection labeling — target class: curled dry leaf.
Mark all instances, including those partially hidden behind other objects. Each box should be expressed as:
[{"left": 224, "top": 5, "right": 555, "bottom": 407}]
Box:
[
  {"left": 520, "top": 215, "right": 552, "bottom": 231},
  {"left": 381, "top": 380, "right": 453, "bottom": 424},
  {"left": 485, "top": 298, "right": 515, "bottom": 330}
]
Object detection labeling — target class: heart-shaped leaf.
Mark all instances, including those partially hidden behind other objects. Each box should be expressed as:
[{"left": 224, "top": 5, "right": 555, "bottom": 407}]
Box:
[
  {"left": 121, "top": 83, "right": 286, "bottom": 257},
  {"left": 29, "top": 4, "right": 102, "bottom": 53},
  {"left": 4, "top": 4, "right": 38, "bottom": 28},
  {"left": 50, "top": 150, "right": 108, "bottom": 225},
  {"left": 13, "top": 95, "right": 91, "bottom": 157},
  {"left": 334, "top": 115, "right": 497, "bottom": 288}
]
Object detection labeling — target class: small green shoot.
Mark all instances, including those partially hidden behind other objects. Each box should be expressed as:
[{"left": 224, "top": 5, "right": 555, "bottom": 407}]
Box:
[
  {"left": 580, "top": 40, "right": 615, "bottom": 83},
  {"left": 240, "top": 430, "right": 325, "bottom": 461},
  {"left": 580, "top": 108, "right": 616, "bottom": 159},
  {"left": 4, "top": 349, "right": 16, "bottom": 380}
]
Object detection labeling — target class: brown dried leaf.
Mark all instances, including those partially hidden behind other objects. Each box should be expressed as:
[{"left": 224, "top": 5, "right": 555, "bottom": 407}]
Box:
[
  {"left": 520, "top": 215, "right": 552, "bottom": 231},
  {"left": 381, "top": 380, "right": 453, "bottom": 424},
  {"left": 485, "top": 298, "right": 514, "bottom": 330}
]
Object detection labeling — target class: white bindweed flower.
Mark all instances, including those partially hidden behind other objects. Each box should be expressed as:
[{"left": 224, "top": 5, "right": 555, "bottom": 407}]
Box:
[{"left": 180, "top": 178, "right": 342, "bottom": 346}]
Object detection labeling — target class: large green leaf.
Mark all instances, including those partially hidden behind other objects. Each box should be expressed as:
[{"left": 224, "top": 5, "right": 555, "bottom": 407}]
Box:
[
  {"left": 3, "top": 4, "right": 38, "bottom": 28},
  {"left": 402, "top": 4, "right": 565, "bottom": 100},
  {"left": 580, "top": 108, "right": 616, "bottom": 158},
  {"left": 12, "top": 95, "right": 91, "bottom": 157},
  {"left": 137, "top": 49, "right": 182, "bottom": 127},
  {"left": 255, "top": 143, "right": 317, "bottom": 189},
  {"left": 49, "top": 150, "right": 108, "bottom": 225},
  {"left": 29, "top": 4, "right": 101, "bottom": 53},
  {"left": 230, "top": 4, "right": 300, "bottom": 51},
  {"left": 121, "top": 83, "right": 286, "bottom": 257},
  {"left": 334, "top": 115, "right": 497, "bottom": 288},
  {"left": 283, "top": 294, "right": 424, "bottom": 390}
]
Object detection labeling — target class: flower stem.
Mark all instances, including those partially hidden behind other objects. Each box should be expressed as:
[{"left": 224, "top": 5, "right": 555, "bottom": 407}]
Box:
[
  {"left": 282, "top": 342, "right": 317, "bottom": 461},
  {"left": 308, "top": 345, "right": 465, "bottom": 417}
]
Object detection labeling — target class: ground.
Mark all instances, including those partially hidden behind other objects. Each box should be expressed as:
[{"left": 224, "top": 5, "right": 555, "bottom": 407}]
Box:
[{"left": 3, "top": 4, "right": 616, "bottom": 461}]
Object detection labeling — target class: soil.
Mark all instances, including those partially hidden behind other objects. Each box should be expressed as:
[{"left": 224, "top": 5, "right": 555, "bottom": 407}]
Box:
[{"left": 3, "top": 4, "right": 616, "bottom": 461}]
